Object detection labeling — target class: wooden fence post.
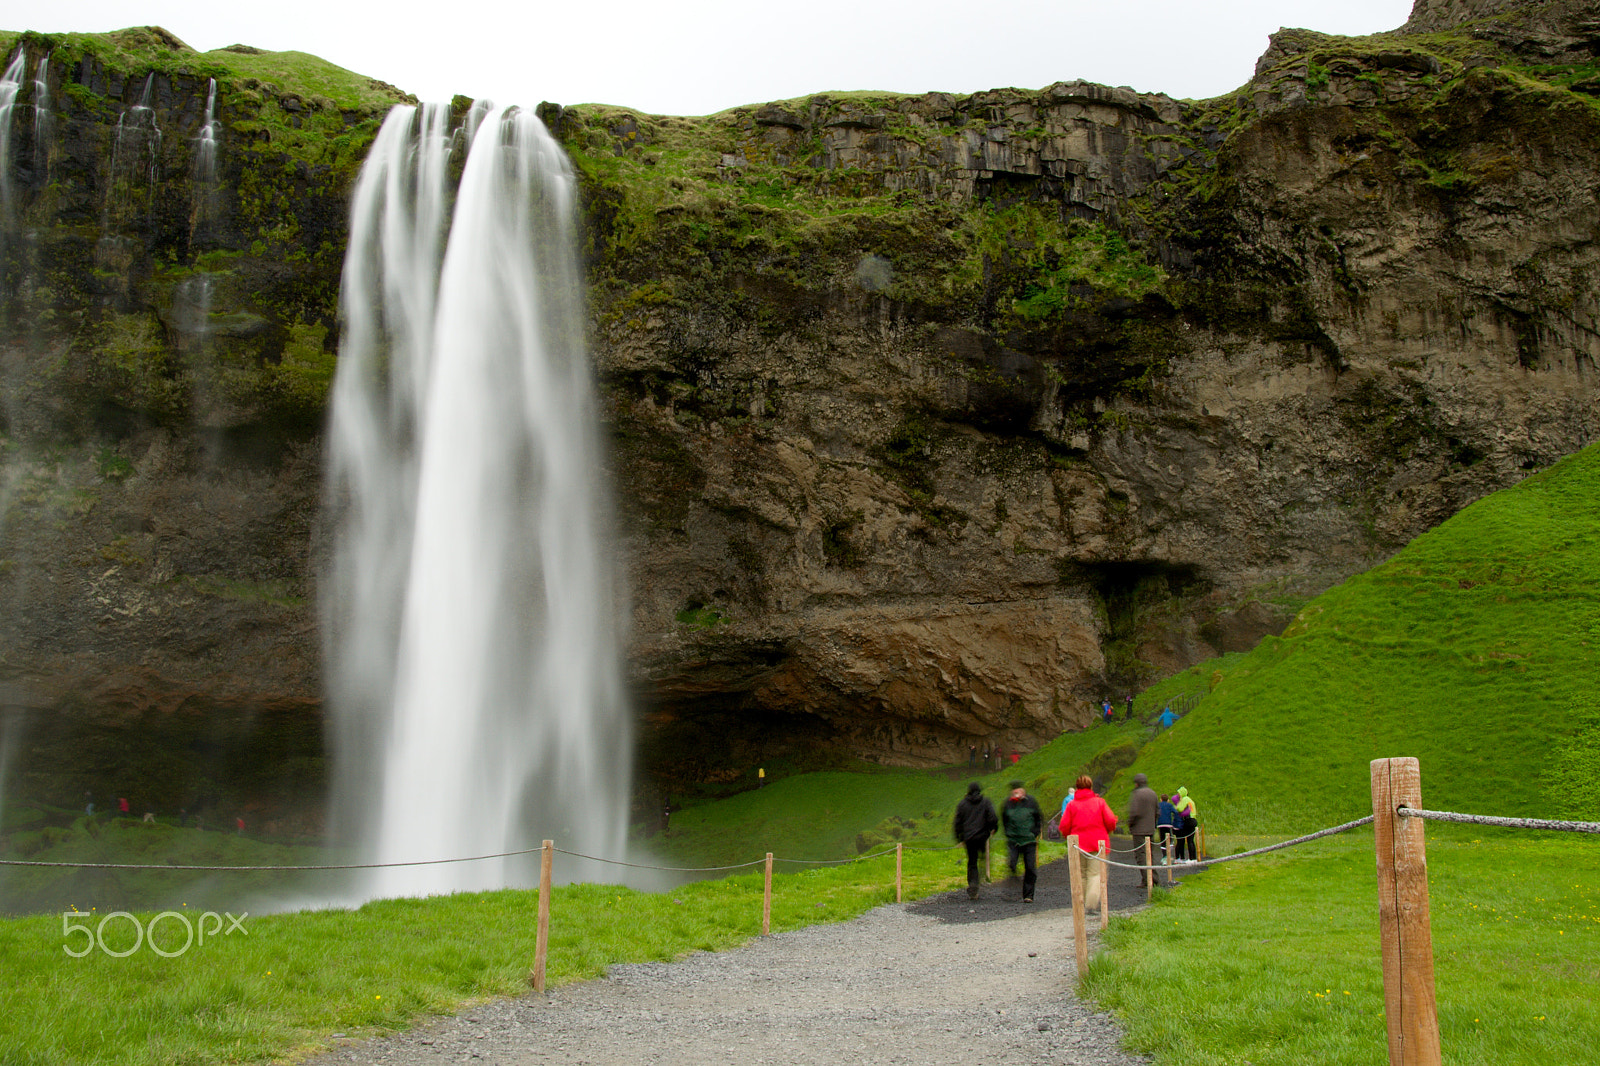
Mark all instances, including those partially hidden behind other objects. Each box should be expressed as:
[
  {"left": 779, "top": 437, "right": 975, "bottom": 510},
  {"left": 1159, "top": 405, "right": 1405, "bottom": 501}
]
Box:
[
  {"left": 1371, "top": 758, "right": 1442, "bottom": 1066},
  {"left": 762, "top": 852, "right": 773, "bottom": 935},
  {"left": 1098, "top": 840, "right": 1110, "bottom": 930},
  {"left": 1066, "top": 835, "right": 1087, "bottom": 978},
  {"left": 1144, "top": 838, "right": 1153, "bottom": 902},
  {"left": 530, "top": 839, "right": 553, "bottom": 992},
  {"left": 985, "top": 835, "right": 992, "bottom": 882},
  {"left": 1165, "top": 835, "right": 1174, "bottom": 885},
  {"left": 895, "top": 842, "right": 903, "bottom": 903}
]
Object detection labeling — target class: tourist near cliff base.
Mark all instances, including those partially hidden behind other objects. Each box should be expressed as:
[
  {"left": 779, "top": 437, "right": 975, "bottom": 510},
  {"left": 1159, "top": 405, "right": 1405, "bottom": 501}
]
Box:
[
  {"left": 951, "top": 782, "right": 998, "bottom": 900},
  {"left": 1001, "top": 781, "right": 1044, "bottom": 903},
  {"left": 1059, "top": 775, "right": 1118, "bottom": 909},
  {"left": 1126, "top": 773, "right": 1160, "bottom": 889}
]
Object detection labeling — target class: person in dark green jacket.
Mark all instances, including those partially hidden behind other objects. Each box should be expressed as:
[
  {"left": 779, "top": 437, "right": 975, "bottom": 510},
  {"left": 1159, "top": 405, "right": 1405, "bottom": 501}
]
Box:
[{"left": 1001, "top": 780, "right": 1044, "bottom": 902}]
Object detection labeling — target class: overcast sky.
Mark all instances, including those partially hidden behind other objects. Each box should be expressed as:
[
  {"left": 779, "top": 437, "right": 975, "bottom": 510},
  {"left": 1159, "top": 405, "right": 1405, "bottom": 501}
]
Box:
[{"left": 6, "top": 0, "right": 1417, "bottom": 116}]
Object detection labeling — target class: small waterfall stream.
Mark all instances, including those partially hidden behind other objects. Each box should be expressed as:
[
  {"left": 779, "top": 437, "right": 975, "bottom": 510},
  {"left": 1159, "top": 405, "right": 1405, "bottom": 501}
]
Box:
[
  {"left": 31, "top": 56, "right": 50, "bottom": 179},
  {"left": 192, "top": 77, "right": 219, "bottom": 239},
  {"left": 325, "top": 102, "right": 631, "bottom": 900},
  {"left": 177, "top": 78, "right": 222, "bottom": 352},
  {"left": 0, "top": 51, "right": 24, "bottom": 227},
  {"left": 105, "top": 73, "right": 162, "bottom": 228}
]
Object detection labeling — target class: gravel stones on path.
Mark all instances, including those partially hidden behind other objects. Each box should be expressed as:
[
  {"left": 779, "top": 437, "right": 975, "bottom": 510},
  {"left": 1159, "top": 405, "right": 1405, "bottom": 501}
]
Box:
[{"left": 304, "top": 851, "right": 1177, "bottom": 1066}]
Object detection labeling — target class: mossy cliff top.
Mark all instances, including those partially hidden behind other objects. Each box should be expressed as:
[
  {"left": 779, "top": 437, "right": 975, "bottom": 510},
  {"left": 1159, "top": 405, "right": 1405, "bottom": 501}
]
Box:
[
  {"left": 1, "top": 25, "right": 410, "bottom": 112},
  {"left": 0, "top": 26, "right": 415, "bottom": 447},
  {"left": 540, "top": 11, "right": 1600, "bottom": 450}
]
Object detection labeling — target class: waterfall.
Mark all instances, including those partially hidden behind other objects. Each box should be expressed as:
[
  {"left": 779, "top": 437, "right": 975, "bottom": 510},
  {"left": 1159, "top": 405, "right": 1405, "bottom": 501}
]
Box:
[
  {"left": 0, "top": 51, "right": 23, "bottom": 224},
  {"left": 192, "top": 77, "right": 219, "bottom": 240},
  {"left": 325, "top": 102, "right": 632, "bottom": 901},
  {"left": 31, "top": 56, "right": 50, "bottom": 180},
  {"left": 106, "top": 73, "right": 162, "bottom": 228}
]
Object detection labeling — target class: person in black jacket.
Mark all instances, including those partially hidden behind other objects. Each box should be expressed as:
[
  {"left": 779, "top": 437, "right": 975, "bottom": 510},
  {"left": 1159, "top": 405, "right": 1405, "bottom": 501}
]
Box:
[
  {"left": 1001, "top": 780, "right": 1044, "bottom": 902},
  {"left": 952, "top": 782, "right": 998, "bottom": 899}
]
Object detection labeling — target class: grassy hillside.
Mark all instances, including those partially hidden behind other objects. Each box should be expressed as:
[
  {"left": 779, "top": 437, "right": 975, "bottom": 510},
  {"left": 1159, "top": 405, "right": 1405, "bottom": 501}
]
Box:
[
  {"left": 1114, "top": 442, "right": 1600, "bottom": 834},
  {"left": 650, "top": 719, "right": 1149, "bottom": 869}
]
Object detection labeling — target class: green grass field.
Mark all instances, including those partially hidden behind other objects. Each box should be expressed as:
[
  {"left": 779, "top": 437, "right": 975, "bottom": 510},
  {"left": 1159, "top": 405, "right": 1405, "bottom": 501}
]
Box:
[
  {"left": 0, "top": 849, "right": 968, "bottom": 1066},
  {"left": 1087, "top": 831, "right": 1600, "bottom": 1066}
]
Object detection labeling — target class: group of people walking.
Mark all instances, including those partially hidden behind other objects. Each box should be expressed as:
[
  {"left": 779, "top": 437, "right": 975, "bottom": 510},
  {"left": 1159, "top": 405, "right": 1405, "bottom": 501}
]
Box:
[
  {"left": 952, "top": 774, "right": 1200, "bottom": 904},
  {"left": 1126, "top": 775, "right": 1199, "bottom": 880}
]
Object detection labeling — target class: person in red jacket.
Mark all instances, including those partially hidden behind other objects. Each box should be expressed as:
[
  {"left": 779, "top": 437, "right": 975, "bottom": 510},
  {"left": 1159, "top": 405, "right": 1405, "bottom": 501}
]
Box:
[{"left": 1058, "top": 775, "right": 1118, "bottom": 909}]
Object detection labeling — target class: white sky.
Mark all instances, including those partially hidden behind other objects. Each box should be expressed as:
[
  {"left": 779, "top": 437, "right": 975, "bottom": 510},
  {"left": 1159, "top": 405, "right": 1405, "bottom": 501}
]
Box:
[{"left": 4, "top": 1, "right": 1417, "bottom": 116}]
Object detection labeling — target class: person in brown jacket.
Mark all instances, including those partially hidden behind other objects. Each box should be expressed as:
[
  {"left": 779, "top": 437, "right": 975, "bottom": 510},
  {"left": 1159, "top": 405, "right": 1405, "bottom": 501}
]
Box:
[{"left": 1126, "top": 772, "right": 1160, "bottom": 889}]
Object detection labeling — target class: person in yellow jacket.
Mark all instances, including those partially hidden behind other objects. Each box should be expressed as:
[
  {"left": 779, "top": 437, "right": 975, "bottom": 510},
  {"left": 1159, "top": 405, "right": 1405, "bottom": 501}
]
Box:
[{"left": 1174, "top": 786, "right": 1199, "bottom": 862}]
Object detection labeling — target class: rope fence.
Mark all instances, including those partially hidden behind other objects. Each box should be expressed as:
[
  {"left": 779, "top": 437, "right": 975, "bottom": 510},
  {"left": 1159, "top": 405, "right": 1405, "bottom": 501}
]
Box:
[
  {"left": 1395, "top": 807, "right": 1600, "bottom": 834},
  {"left": 0, "top": 840, "right": 961, "bottom": 875}
]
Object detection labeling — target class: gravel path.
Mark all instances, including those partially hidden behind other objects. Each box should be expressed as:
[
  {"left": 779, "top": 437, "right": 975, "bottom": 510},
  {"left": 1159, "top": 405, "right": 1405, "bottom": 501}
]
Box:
[{"left": 303, "top": 850, "right": 1184, "bottom": 1066}]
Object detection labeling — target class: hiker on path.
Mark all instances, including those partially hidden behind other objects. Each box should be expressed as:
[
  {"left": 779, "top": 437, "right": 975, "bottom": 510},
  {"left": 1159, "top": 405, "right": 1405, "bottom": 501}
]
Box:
[
  {"left": 969, "top": 744, "right": 976, "bottom": 766},
  {"left": 1158, "top": 706, "right": 1177, "bottom": 730},
  {"left": 1157, "top": 793, "right": 1179, "bottom": 869},
  {"left": 1001, "top": 780, "right": 1043, "bottom": 903},
  {"left": 1127, "top": 772, "right": 1160, "bottom": 888},
  {"left": 1174, "top": 787, "right": 1199, "bottom": 862},
  {"left": 952, "top": 782, "right": 998, "bottom": 900},
  {"left": 1058, "top": 775, "right": 1118, "bottom": 909},
  {"left": 1125, "top": 695, "right": 1134, "bottom": 721},
  {"left": 1101, "top": 700, "right": 1113, "bottom": 724}
]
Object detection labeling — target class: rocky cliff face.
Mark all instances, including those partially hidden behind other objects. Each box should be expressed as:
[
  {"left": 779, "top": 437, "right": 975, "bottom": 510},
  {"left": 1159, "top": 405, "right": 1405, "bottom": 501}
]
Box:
[
  {"left": 1, "top": 4, "right": 1598, "bottom": 819},
  {"left": 0, "top": 28, "right": 403, "bottom": 826},
  {"left": 573, "top": 3, "right": 1599, "bottom": 780}
]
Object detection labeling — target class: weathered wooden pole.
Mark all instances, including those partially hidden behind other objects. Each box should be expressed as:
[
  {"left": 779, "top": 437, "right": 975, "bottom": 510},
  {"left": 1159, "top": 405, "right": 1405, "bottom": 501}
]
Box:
[
  {"left": 1098, "top": 839, "right": 1110, "bottom": 930},
  {"left": 895, "top": 842, "right": 903, "bottom": 903},
  {"left": 762, "top": 852, "right": 774, "bottom": 935},
  {"left": 1066, "top": 835, "right": 1087, "bottom": 977},
  {"left": 1371, "top": 758, "right": 1442, "bottom": 1066},
  {"left": 530, "top": 839, "right": 553, "bottom": 992},
  {"left": 1165, "top": 835, "right": 1174, "bottom": 885},
  {"left": 1144, "top": 838, "right": 1153, "bottom": 902}
]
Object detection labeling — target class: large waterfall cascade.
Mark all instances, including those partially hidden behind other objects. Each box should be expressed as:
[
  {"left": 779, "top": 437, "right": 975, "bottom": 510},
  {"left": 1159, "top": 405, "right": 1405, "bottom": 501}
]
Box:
[{"left": 325, "top": 102, "right": 632, "bottom": 900}]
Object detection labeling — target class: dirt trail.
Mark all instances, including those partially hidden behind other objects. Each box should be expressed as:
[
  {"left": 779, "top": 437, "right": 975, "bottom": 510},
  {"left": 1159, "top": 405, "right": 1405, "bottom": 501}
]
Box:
[{"left": 303, "top": 852, "right": 1179, "bottom": 1066}]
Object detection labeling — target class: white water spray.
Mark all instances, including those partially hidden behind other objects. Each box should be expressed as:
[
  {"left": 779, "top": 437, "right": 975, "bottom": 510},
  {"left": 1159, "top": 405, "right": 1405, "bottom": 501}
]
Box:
[{"left": 325, "top": 103, "right": 631, "bottom": 900}]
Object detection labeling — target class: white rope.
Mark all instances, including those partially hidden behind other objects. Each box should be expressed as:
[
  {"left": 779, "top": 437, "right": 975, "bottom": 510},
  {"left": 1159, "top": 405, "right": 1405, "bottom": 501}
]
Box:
[
  {"left": 1396, "top": 808, "right": 1600, "bottom": 834},
  {"left": 1080, "top": 815, "right": 1376, "bottom": 870}
]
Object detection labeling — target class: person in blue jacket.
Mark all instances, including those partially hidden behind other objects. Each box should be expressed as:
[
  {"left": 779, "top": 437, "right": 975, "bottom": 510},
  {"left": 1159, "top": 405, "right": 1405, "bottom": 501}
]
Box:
[{"left": 1157, "top": 793, "right": 1179, "bottom": 868}]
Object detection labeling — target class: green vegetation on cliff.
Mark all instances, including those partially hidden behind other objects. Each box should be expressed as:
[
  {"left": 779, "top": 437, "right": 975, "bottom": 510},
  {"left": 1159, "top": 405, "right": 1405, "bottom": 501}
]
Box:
[{"left": 0, "top": 26, "right": 404, "bottom": 444}]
